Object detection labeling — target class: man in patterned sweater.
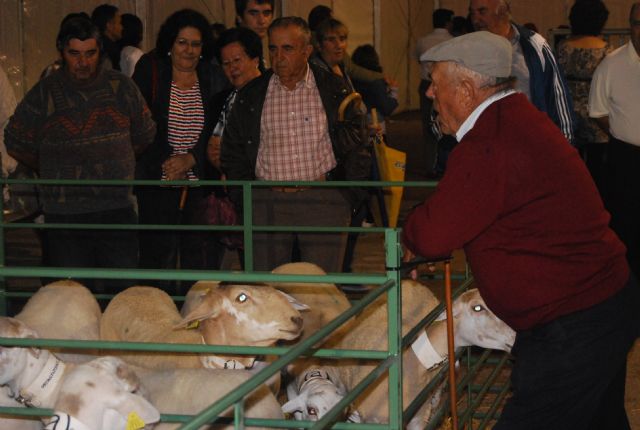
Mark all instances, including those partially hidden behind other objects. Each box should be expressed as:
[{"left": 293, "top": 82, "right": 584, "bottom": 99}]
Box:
[{"left": 5, "top": 16, "right": 155, "bottom": 292}]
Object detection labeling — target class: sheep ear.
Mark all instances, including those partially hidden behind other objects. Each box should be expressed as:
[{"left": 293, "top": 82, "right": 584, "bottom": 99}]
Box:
[
  {"left": 277, "top": 290, "right": 310, "bottom": 311},
  {"left": 23, "top": 333, "right": 41, "bottom": 359},
  {"left": 174, "top": 294, "right": 222, "bottom": 329},
  {"left": 282, "top": 394, "right": 307, "bottom": 414}
]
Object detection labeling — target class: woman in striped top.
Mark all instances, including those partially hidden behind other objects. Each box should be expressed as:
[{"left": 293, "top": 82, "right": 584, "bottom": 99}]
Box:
[{"left": 132, "top": 9, "right": 224, "bottom": 293}]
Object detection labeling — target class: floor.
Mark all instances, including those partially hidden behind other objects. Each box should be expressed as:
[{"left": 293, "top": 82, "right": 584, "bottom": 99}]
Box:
[{"left": 2, "top": 110, "right": 638, "bottom": 428}]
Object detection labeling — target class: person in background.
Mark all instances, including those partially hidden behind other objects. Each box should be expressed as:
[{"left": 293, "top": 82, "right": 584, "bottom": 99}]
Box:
[
  {"left": 221, "top": 17, "right": 369, "bottom": 273},
  {"left": 40, "top": 12, "right": 91, "bottom": 79},
  {"left": 119, "top": 13, "right": 144, "bottom": 77},
  {"left": 589, "top": 2, "right": 640, "bottom": 279},
  {"left": 469, "top": 0, "right": 575, "bottom": 143},
  {"left": 91, "top": 3, "right": 123, "bottom": 70},
  {"left": 310, "top": 18, "right": 353, "bottom": 88},
  {"left": 414, "top": 9, "right": 454, "bottom": 177},
  {"left": 210, "top": 22, "right": 227, "bottom": 42},
  {"left": 351, "top": 44, "right": 399, "bottom": 137},
  {"left": 208, "top": 27, "right": 262, "bottom": 172},
  {"left": 5, "top": 16, "right": 155, "bottom": 293},
  {"left": 345, "top": 44, "right": 399, "bottom": 272},
  {"left": 132, "top": 9, "right": 219, "bottom": 293},
  {"left": 307, "top": 5, "right": 388, "bottom": 85},
  {"left": 557, "top": 0, "right": 612, "bottom": 194},
  {"left": 0, "top": 66, "right": 17, "bottom": 195},
  {"left": 235, "top": 0, "right": 274, "bottom": 69},
  {"left": 405, "top": 31, "right": 639, "bottom": 430},
  {"left": 204, "top": 28, "right": 263, "bottom": 268},
  {"left": 451, "top": 15, "right": 473, "bottom": 36}
]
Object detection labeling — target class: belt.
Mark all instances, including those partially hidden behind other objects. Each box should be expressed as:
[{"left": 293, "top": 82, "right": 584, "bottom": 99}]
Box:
[
  {"left": 271, "top": 186, "right": 311, "bottom": 193},
  {"left": 270, "top": 174, "right": 326, "bottom": 193}
]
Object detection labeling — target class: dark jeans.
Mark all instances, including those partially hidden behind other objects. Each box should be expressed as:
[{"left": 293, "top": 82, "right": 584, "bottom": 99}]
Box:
[
  {"left": 46, "top": 206, "right": 138, "bottom": 294},
  {"left": 136, "top": 186, "right": 225, "bottom": 294},
  {"left": 494, "top": 274, "right": 639, "bottom": 430},
  {"left": 604, "top": 138, "right": 640, "bottom": 277}
]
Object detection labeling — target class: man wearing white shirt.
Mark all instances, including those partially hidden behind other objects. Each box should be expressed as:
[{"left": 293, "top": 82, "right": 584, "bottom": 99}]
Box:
[{"left": 589, "top": 2, "right": 640, "bottom": 277}]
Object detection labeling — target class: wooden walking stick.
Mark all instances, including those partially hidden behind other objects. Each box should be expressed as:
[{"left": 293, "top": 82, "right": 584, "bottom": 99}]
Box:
[{"left": 445, "top": 260, "right": 459, "bottom": 429}]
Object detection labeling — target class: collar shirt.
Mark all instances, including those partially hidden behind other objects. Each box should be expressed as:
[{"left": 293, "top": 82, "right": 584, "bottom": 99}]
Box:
[
  {"left": 256, "top": 66, "right": 336, "bottom": 180},
  {"left": 588, "top": 42, "right": 640, "bottom": 146},
  {"left": 416, "top": 28, "right": 454, "bottom": 80},
  {"left": 456, "top": 90, "right": 517, "bottom": 141},
  {"left": 509, "top": 25, "right": 532, "bottom": 99}
]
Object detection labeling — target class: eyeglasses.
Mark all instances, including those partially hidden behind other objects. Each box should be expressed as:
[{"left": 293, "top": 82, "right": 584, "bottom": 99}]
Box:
[{"left": 175, "top": 38, "right": 203, "bottom": 48}]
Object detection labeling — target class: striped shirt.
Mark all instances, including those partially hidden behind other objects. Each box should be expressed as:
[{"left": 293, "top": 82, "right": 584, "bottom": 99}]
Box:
[
  {"left": 255, "top": 66, "right": 336, "bottom": 181},
  {"left": 166, "top": 80, "right": 204, "bottom": 180}
]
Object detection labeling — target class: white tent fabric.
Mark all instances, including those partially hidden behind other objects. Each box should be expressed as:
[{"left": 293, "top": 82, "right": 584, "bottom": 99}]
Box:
[{"left": 0, "top": 0, "right": 636, "bottom": 110}]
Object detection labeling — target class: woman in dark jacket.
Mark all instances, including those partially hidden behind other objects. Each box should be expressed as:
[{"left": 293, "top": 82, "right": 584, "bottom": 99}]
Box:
[{"left": 132, "top": 9, "right": 222, "bottom": 292}]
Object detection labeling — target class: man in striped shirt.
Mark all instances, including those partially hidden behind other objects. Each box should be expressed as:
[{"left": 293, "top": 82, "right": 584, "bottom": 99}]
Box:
[{"left": 222, "top": 16, "right": 369, "bottom": 272}]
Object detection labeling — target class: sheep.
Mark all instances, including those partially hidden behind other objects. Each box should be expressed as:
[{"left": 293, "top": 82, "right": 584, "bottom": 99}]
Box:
[
  {"left": 100, "top": 284, "right": 306, "bottom": 370},
  {"left": 15, "top": 280, "right": 102, "bottom": 363},
  {"left": 268, "top": 262, "right": 352, "bottom": 342},
  {"left": 282, "top": 284, "right": 516, "bottom": 429},
  {"left": 0, "top": 317, "right": 282, "bottom": 430},
  {"left": 134, "top": 366, "right": 284, "bottom": 430},
  {"left": 43, "top": 356, "right": 160, "bottom": 430}
]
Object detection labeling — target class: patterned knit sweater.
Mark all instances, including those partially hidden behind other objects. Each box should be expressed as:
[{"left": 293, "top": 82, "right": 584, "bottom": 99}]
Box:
[{"left": 5, "top": 67, "right": 155, "bottom": 214}]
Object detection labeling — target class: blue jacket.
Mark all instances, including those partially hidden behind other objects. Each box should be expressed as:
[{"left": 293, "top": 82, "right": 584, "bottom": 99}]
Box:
[{"left": 515, "top": 24, "right": 575, "bottom": 144}]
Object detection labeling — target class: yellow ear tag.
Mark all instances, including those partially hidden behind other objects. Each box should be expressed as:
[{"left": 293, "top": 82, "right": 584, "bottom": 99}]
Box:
[
  {"left": 126, "top": 412, "right": 145, "bottom": 430},
  {"left": 185, "top": 320, "right": 200, "bottom": 330}
]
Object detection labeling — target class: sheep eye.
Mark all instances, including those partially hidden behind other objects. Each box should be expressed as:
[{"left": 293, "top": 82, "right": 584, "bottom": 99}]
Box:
[
  {"left": 236, "top": 293, "right": 248, "bottom": 303},
  {"left": 472, "top": 304, "right": 484, "bottom": 312},
  {"left": 307, "top": 407, "right": 318, "bottom": 416}
]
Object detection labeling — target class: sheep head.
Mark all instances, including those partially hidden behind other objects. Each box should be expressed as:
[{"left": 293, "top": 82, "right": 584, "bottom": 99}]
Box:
[
  {"left": 0, "top": 317, "right": 41, "bottom": 386},
  {"left": 438, "top": 289, "right": 515, "bottom": 352},
  {"left": 283, "top": 368, "right": 348, "bottom": 422},
  {"left": 50, "top": 356, "right": 159, "bottom": 430},
  {"left": 176, "top": 282, "right": 307, "bottom": 346}
]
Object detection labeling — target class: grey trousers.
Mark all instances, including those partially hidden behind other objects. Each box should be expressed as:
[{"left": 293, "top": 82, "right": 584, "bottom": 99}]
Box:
[{"left": 250, "top": 187, "right": 351, "bottom": 272}]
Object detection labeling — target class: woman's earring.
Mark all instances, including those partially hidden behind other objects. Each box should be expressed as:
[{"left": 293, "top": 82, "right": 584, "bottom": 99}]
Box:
[
  {"left": 199, "top": 55, "right": 203, "bottom": 59},
  {"left": 167, "top": 51, "right": 171, "bottom": 57}
]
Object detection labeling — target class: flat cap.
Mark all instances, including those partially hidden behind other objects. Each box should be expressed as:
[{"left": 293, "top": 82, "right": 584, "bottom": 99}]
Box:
[{"left": 420, "top": 31, "right": 512, "bottom": 79}]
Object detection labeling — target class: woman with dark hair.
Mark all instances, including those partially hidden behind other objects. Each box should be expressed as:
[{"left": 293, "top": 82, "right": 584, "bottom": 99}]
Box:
[
  {"left": 557, "top": 0, "right": 612, "bottom": 192},
  {"left": 132, "top": 9, "right": 221, "bottom": 292},
  {"left": 119, "top": 13, "right": 144, "bottom": 77},
  {"left": 207, "top": 27, "right": 262, "bottom": 170}
]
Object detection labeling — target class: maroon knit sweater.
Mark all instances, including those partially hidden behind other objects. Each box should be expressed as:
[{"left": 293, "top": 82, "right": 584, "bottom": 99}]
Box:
[{"left": 403, "top": 93, "right": 628, "bottom": 331}]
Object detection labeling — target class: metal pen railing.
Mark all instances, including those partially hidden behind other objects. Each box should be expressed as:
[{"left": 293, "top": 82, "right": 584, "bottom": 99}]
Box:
[{"left": 0, "top": 177, "right": 508, "bottom": 429}]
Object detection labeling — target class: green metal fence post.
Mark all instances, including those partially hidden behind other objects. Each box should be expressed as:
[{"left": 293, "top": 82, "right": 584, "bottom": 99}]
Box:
[
  {"left": 0, "top": 193, "right": 5, "bottom": 317},
  {"left": 386, "top": 228, "right": 403, "bottom": 429},
  {"left": 242, "top": 182, "right": 253, "bottom": 271}
]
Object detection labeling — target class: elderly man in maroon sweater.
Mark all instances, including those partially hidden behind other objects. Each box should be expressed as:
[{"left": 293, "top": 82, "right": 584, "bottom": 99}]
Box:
[{"left": 402, "top": 31, "right": 639, "bottom": 430}]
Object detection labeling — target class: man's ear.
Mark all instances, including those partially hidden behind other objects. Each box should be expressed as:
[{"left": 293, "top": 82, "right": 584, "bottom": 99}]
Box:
[{"left": 304, "top": 43, "right": 314, "bottom": 59}]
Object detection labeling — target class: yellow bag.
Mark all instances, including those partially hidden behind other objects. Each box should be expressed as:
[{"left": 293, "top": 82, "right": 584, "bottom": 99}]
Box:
[{"left": 372, "top": 109, "right": 406, "bottom": 228}]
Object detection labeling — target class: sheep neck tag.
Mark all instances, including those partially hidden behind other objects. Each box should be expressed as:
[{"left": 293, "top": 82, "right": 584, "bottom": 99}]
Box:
[
  {"left": 299, "top": 369, "right": 332, "bottom": 391},
  {"left": 45, "top": 413, "right": 92, "bottom": 430},
  {"left": 126, "top": 411, "right": 146, "bottom": 430},
  {"left": 411, "top": 330, "right": 446, "bottom": 370},
  {"left": 17, "top": 353, "right": 66, "bottom": 407},
  {"left": 199, "top": 336, "right": 249, "bottom": 369}
]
